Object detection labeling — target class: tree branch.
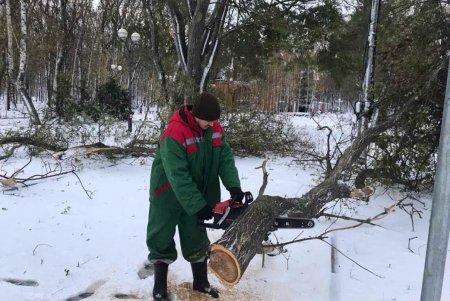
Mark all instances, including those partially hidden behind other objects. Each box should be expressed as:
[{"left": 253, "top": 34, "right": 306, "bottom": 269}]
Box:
[{"left": 256, "top": 153, "right": 269, "bottom": 197}]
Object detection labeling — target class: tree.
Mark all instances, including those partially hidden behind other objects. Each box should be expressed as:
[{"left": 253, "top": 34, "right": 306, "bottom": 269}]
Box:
[
  {"left": 369, "top": 0, "right": 449, "bottom": 190},
  {"left": 358, "top": 0, "right": 381, "bottom": 137},
  {"left": 316, "top": 2, "right": 369, "bottom": 99},
  {"left": 14, "top": 0, "right": 41, "bottom": 125},
  {"left": 5, "top": 0, "right": 16, "bottom": 110},
  {"left": 141, "top": 0, "right": 229, "bottom": 104},
  {"left": 94, "top": 77, "right": 131, "bottom": 121},
  {"left": 209, "top": 0, "right": 450, "bottom": 284},
  {"left": 209, "top": 116, "right": 396, "bottom": 285},
  {"left": 314, "top": 0, "right": 449, "bottom": 190}
]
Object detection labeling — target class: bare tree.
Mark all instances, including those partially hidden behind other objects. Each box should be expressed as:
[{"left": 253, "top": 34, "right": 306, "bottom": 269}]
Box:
[
  {"left": 5, "top": 0, "right": 15, "bottom": 110},
  {"left": 141, "top": 0, "right": 170, "bottom": 103},
  {"left": 142, "top": 0, "right": 229, "bottom": 103},
  {"left": 16, "top": 0, "right": 41, "bottom": 125},
  {"left": 356, "top": 0, "right": 381, "bottom": 138}
]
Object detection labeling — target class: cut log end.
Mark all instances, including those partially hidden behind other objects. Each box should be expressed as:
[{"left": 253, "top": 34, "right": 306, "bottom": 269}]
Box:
[{"left": 208, "top": 244, "right": 241, "bottom": 286}]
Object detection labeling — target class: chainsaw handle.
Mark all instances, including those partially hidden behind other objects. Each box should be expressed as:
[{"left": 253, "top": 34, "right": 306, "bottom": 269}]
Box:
[
  {"left": 230, "top": 191, "right": 254, "bottom": 206},
  {"left": 199, "top": 192, "right": 254, "bottom": 230},
  {"left": 243, "top": 191, "right": 253, "bottom": 205}
]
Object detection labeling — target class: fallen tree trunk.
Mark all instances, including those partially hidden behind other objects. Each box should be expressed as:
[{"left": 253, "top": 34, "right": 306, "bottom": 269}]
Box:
[
  {"left": 209, "top": 195, "right": 290, "bottom": 285},
  {"left": 0, "top": 136, "right": 156, "bottom": 159},
  {"left": 209, "top": 182, "right": 350, "bottom": 285},
  {"left": 209, "top": 119, "right": 395, "bottom": 285}
]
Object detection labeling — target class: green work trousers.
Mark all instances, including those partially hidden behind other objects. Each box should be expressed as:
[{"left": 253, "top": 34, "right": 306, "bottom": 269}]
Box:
[{"left": 146, "top": 202, "right": 210, "bottom": 263}]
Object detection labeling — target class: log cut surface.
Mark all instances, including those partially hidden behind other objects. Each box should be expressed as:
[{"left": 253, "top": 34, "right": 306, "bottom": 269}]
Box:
[{"left": 209, "top": 195, "right": 304, "bottom": 285}]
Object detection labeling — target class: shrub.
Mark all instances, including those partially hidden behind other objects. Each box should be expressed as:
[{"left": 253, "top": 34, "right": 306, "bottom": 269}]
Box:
[
  {"left": 91, "top": 78, "right": 130, "bottom": 121},
  {"left": 222, "top": 109, "right": 307, "bottom": 156}
]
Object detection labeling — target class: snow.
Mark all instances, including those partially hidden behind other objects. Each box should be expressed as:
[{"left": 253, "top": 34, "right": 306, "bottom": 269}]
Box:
[{"left": 1, "top": 107, "right": 449, "bottom": 301}]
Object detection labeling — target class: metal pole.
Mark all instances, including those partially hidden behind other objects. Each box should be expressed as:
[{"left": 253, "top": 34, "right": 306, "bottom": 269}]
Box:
[
  {"left": 420, "top": 57, "right": 450, "bottom": 301},
  {"left": 127, "top": 43, "right": 133, "bottom": 133}
]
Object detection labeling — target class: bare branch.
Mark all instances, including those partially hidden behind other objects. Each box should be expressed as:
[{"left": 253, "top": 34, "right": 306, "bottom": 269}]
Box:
[
  {"left": 408, "top": 236, "right": 418, "bottom": 253},
  {"left": 33, "top": 243, "right": 52, "bottom": 256},
  {"left": 318, "top": 212, "right": 381, "bottom": 227},
  {"left": 322, "top": 240, "right": 384, "bottom": 279},
  {"left": 70, "top": 170, "right": 93, "bottom": 199},
  {"left": 256, "top": 153, "right": 270, "bottom": 197}
]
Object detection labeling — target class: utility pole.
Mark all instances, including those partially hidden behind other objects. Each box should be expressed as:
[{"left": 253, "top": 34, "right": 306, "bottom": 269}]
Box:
[{"left": 420, "top": 57, "right": 450, "bottom": 301}]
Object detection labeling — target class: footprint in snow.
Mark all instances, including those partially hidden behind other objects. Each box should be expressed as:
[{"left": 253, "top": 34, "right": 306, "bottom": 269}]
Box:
[
  {"left": 63, "top": 279, "right": 107, "bottom": 301},
  {"left": 0, "top": 278, "right": 39, "bottom": 287}
]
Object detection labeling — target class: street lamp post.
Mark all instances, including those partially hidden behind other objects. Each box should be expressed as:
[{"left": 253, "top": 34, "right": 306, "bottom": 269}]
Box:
[
  {"left": 110, "top": 64, "right": 122, "bottom": 75},
  {"left": 118, "top": 28, "right": 140, "bottom": 132}
]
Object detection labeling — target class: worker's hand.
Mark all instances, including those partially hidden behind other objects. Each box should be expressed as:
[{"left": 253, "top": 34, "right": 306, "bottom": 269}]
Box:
[
  {"left": 197, "top": 204, "right": 214, "bottom": 220},
  {"left": 229, "top": 187, "right": 244, "bottom": 204}
]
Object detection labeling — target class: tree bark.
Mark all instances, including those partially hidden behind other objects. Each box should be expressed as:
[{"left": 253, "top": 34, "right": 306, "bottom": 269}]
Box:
[
  {"left": 358, "top": 0, "right": 381, "bottom": 143},
  {"left": 142, "top": 0, "right": 169, "bottom": 103},
  {"left": 17, "top": 0, "right": 41, "bottom": 125},
  {"left": 165, "top": 0, "right": 229, "bottom": 99},
  {"left": 53, "top": 2, "right": 66, "bottom": 119},
  {"left": 5, "top": 0, "right": 15, "bottom": 110},
  {"left": 210, "top": 195, "right": 299, "bottom": 285},
  {"left": 209, "top": 118, "right": 396, "bottom": 285},
  {"left": 209, "top": 181, "right": 350, "bottom": 285}
]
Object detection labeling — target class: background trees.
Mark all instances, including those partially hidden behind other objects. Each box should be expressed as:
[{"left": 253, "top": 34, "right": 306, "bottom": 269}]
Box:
[
  {"left": 0, "top": 0, "right": 449, "bottom": 191},
  {"left": 369, "top": 0, "right": 449, "bottom": 190}
]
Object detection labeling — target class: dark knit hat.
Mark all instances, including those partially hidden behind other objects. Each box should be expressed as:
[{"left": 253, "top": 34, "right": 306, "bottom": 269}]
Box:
[{"left": 192, "top": 93, "right": 221, "bottom": 121}]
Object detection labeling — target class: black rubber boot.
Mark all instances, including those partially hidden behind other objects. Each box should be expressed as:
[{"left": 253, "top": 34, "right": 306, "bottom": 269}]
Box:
[
  {"left": 191, "top": 259, "right": 219, "bottom": 299},
  {"left": 153, "top": 262, "right": 168, "bottom": 301}
]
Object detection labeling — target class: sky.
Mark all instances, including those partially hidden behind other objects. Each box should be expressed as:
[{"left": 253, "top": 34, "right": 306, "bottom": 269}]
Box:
[{"left": 1, "top": 106, "right": 449, "bottom": 301}]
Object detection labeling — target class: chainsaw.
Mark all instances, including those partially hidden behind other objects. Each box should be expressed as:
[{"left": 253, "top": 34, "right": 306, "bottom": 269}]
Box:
[{"left": 198, "top": 192, "right": 315, "bottom": 230}]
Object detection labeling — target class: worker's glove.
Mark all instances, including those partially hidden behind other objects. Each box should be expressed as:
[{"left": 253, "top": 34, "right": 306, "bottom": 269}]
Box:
[
  {"left": 197, "top": 204, "right": 214, "bottom": 220},
  {"left": 229, "top": 187, "right": 245, "bottom": 204}
]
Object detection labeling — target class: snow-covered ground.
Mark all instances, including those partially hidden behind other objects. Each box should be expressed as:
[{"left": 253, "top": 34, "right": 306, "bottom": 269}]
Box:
[{"left": 0, "top": 106, "right": 448, "bottom": 301}]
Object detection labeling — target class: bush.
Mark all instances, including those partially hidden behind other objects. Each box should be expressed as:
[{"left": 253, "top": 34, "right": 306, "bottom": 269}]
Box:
[
  {"left": 91, "top": 78, "right": 130, "bottom": 121},
  {"left": 222, "top": 109, "right": 307, "bottom": 156}
]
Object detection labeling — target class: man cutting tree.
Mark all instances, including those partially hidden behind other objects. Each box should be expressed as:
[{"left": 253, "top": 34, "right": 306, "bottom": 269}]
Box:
[{"left": 146, "top": 92, "right": 246, "bottom": 300}]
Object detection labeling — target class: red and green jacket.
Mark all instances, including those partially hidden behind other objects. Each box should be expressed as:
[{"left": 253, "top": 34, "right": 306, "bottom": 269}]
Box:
[{"left": 149, "top": 106, "right": 241, "bottom": 216}]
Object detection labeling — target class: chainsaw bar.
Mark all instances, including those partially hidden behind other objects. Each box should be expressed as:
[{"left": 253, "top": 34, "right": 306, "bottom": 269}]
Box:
[
  {"left": 273, "top": 217, "right": 315, "bottom": 229},
  {"left": 197, "top": 192, "right": 315, "bottom": 230}
]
